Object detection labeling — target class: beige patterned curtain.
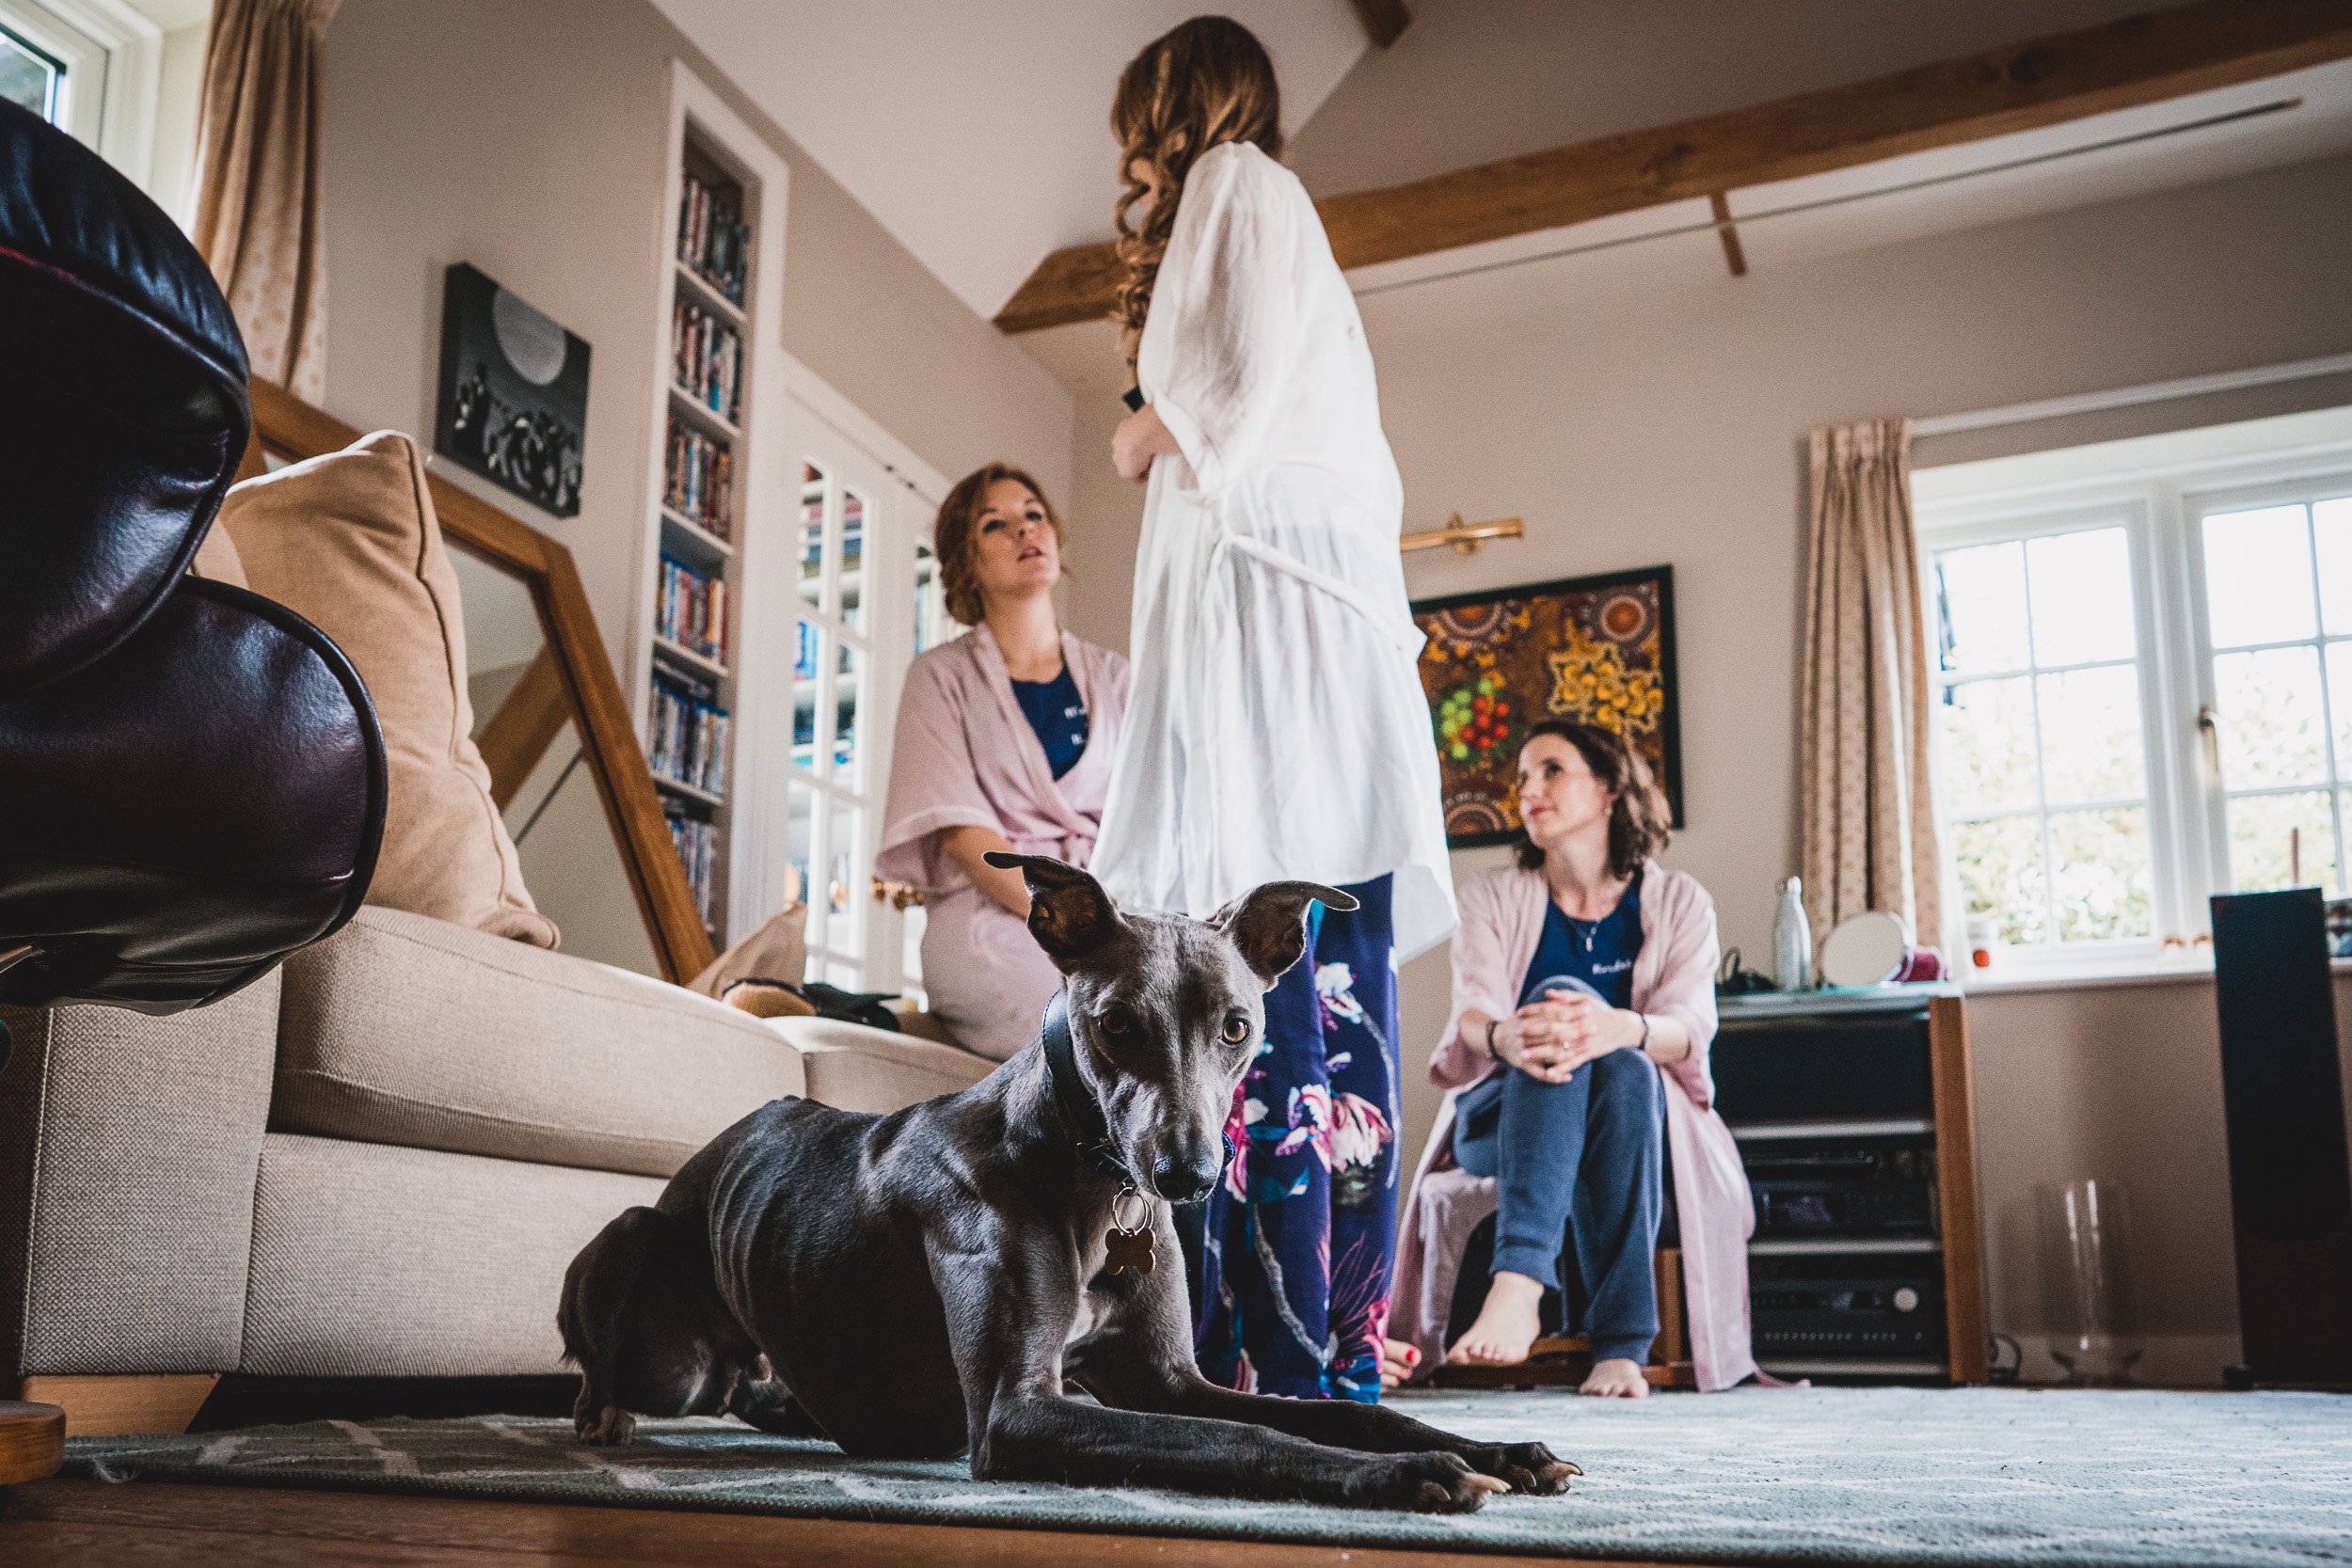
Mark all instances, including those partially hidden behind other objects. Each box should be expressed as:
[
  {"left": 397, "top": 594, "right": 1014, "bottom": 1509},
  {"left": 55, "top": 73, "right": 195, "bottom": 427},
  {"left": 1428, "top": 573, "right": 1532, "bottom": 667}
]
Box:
[
  {"left": 190, "top": 0, "right": 340, "bottom": 403},
  {"left": 1801, "top": 418, "right": 1942, "bottom": 952}
]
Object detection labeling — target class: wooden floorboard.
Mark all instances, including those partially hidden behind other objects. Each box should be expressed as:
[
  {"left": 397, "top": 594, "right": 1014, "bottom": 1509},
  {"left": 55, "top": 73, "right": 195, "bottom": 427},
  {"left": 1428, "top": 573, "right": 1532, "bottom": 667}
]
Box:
[{"left": 0, "top": 1477, "right": 1719, "bottom": 1567}]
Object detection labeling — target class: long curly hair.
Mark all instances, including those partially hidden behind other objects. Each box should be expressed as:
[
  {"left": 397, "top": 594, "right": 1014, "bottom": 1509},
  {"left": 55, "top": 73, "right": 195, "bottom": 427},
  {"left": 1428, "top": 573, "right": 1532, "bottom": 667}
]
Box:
[
  {"left": 933, "top": 463, "right": 1066, "bottom": 628},
  {"left": 1513, "top": 720, "right": 1673, "bottom": 879},
  {"left": 1110, "top": 16, "right": 1282, "bottom": 364}
]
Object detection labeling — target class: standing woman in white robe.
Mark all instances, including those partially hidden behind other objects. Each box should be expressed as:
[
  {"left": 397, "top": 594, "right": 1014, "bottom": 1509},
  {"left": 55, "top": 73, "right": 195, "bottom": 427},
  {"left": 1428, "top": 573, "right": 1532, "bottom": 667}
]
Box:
[
  {"left": 1092, "top": 17, "right": 1453, "bottom": 1404},
  {"left": 875, "top": 466, "right": 1129, "bottom": 1063}
]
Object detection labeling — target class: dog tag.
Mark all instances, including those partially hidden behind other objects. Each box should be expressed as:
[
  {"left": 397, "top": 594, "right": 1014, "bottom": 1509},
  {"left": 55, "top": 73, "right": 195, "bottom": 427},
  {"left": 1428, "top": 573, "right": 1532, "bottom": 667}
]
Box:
[{"left": 1104, "top": 1225, "right": 1156, "bottom": 1276}]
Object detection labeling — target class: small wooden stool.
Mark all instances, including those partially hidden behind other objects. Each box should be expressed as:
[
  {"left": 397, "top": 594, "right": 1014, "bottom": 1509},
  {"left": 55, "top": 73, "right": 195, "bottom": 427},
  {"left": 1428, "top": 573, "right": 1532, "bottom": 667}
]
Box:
[{"left": 0, "top": 1401, "right": 66, "bottom": 1487}]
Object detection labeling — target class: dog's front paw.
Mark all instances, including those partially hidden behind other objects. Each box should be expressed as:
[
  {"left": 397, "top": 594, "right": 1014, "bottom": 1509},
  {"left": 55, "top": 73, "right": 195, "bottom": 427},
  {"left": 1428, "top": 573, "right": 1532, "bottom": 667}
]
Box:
[
  {"left": 1358, "top": 1450, "right": 1510, "bottom": 1513},
  {"left": 577, "top": 1404, "right": 636, "bottom": 1445},
  {"left": 1468, "top": 1440, "right": 1581, "bottom": 1496}
]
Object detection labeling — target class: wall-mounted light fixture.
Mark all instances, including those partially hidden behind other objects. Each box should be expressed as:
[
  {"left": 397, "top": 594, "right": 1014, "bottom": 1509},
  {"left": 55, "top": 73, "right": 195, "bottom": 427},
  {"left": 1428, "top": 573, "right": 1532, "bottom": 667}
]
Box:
[{"left": 1401, "top": 513, "right": 1524, "bottom": 556}]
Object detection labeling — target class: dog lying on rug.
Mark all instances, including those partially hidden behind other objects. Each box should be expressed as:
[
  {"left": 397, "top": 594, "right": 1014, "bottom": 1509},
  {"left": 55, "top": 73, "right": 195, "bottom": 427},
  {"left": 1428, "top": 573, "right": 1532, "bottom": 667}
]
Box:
[{"left": 559, "top": 854, "right": 1579, "bottom": 1512}]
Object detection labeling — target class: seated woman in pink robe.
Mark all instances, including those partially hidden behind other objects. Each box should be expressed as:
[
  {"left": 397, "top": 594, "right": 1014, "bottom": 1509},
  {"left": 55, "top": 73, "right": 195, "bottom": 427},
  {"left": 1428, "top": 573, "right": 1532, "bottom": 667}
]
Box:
[
  {"left": 1390, "top": 721, "right": 1762, "bottom": 1395},
  {"left": 874, "top": 465, "right": 1130, "bottom": 1062}
]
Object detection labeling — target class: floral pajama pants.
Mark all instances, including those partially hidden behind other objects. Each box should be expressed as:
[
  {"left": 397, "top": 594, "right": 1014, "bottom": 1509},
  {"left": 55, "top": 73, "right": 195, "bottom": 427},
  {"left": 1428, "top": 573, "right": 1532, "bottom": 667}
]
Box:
[{"left": 1194, "top": 875, "right": 1400, "bottom": 1402}]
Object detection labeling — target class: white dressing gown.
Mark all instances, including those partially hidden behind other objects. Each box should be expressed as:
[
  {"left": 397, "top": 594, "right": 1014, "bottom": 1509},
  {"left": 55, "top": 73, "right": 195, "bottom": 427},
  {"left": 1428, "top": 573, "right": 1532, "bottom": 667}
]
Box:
[{"left": 1092, "top": 140, "right": 1455, "bottom": 960}]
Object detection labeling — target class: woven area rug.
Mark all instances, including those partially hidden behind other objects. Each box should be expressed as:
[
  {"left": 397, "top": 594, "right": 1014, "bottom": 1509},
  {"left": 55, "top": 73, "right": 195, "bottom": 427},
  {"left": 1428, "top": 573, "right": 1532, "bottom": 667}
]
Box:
[{"left": 62, "top": 1386, "right": 2352, "bottom": 1565}]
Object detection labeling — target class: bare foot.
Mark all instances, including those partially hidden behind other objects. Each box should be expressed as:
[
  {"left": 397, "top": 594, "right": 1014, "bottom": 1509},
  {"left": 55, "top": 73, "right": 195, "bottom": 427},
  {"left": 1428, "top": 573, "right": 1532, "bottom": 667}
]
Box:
[
  {"left": 1447, "top": 1272, "right": 1546, "bottom": 1365},
  {"left": 1580, "top": 1356, "right": 1650, "bottom": 1398},
  {"left": 1380, "top": 1337, "right": 1422, "bottom": 1389}
]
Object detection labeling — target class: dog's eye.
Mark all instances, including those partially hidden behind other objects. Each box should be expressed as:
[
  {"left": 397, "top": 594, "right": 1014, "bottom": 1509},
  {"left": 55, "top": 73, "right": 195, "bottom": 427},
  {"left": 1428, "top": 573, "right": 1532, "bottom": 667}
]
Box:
[
  {"left": 1099, "top": 1006, "right": 1135, "bottom": 1037},
  {"left": 1222, "top": 1016, "right": 1249, "bottom": 1045}
]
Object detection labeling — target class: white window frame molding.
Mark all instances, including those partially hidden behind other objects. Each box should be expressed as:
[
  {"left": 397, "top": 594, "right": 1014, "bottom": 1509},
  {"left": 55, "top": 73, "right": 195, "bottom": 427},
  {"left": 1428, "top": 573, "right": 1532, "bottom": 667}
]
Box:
[
  {"left": 1915, "top": 405, "right": 2352, "bottom": 984},
  {"left": 0, "top": 0, "right": 164, "bottom": 187}
]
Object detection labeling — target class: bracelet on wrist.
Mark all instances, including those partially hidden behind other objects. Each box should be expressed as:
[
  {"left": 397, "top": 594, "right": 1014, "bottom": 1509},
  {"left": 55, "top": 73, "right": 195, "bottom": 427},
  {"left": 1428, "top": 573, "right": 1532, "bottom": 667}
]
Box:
[
  {"left": 1484, "top": 1018, "right": 1500, "bottom": 1061},
  {"left": 1636, "top": 1012, "right": 1653, "bottom": 1055}
]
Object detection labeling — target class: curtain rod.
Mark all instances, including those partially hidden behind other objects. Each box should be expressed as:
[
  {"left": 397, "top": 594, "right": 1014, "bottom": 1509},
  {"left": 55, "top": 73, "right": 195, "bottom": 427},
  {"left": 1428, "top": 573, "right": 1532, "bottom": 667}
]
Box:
[{"left": 1911, "top": 351, "right": 2352, "bottom": 438}]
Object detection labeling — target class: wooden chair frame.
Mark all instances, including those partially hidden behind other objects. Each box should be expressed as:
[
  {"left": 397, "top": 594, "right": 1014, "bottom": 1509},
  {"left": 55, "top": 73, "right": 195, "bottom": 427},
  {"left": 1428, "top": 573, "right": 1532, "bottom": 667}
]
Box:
[{"left": 235, "top": 380, "right": 718, "bottom": 984}]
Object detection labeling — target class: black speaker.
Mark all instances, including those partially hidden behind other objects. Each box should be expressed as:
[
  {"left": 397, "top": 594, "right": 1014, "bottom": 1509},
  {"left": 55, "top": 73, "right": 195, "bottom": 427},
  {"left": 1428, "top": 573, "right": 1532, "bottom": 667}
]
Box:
[{"left": 2209, "top": 888, "right": 2352, "bottom": 1385}]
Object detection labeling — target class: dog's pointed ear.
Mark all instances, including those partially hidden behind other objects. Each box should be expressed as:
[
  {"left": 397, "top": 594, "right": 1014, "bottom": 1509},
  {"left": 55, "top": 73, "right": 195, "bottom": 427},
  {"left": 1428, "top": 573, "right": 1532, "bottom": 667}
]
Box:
[
  {"left": 1212, "top": 880, "right": 1359, "bottom": 989},
  {"left": 984, "top": 852, "right": 1124, "bottom": 969}
]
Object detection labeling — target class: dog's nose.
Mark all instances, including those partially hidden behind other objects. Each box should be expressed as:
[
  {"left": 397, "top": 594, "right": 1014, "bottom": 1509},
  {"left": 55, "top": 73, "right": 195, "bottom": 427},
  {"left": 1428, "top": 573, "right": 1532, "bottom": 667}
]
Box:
[{"left": 1152, "top": 1151, "right": 1222, "bottom": 1203}]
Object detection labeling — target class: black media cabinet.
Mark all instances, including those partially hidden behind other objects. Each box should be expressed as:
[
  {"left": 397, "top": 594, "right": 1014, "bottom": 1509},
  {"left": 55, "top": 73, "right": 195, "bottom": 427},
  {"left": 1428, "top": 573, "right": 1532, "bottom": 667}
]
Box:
[{"left": 1714, "top": 985, "right": 1987, "bottom": 1384}]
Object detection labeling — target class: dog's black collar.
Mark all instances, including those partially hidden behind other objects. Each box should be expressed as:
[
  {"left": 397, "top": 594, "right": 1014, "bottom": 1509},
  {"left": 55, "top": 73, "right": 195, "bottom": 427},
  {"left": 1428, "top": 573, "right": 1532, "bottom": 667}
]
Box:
[{"left": 1041, "top": 991, "right": 1132, "bottom": 1181}]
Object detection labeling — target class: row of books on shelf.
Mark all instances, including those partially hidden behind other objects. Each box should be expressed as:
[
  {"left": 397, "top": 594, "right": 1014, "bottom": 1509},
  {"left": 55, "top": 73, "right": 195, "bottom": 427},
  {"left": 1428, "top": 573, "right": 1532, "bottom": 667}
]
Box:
[
  {"left": 650, "top": 669, "right": 731, "bottom": 799},
  {"left": 663, "top": 418, "right": 733, "bottom": 542},
  {"left": 674, "top": 300, "right": 741, "bottom": 423},
  {"left": 676, "top": 172, "right": 750, "bottom": 305},
  {"left": 656, "top": 555, "right": 729, "bottom": 663},
  {"left": 665, "top": 806, "right": 721, "bottom": 927}
]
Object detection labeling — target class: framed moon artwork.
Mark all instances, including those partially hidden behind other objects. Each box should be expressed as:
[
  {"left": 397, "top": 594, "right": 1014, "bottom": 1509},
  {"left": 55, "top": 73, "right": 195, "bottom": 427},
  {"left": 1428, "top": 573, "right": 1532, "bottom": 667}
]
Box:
[{"left": 434, "top": 262, "right": 590, "bottom": 518}]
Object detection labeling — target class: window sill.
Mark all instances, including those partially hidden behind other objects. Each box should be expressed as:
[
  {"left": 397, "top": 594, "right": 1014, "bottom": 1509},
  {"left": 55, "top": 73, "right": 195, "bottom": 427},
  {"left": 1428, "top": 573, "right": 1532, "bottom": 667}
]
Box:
[{"left": 1962, "top": 956, "right": 2352, "bottom": 997}]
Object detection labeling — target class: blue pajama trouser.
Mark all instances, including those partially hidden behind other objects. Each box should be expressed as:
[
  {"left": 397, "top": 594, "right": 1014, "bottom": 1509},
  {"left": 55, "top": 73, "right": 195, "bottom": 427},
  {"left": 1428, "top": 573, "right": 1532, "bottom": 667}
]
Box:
[
  {"left": 1479, "top": 1008, "right": 1664, "bottom": 1367},
  {"left": 1194, "top": 875, "right": 1399, "bottom": 1402}
]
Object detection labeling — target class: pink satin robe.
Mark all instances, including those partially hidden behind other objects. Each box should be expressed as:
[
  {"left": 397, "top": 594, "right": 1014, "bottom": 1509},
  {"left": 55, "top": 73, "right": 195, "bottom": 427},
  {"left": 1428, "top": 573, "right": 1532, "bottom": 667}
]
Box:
[
  {"left": 1393, "top": 862, "right": 1760, "bottom": 1391},
  {"left": 875, "top": 626, "right": 1130, "bottom": 1062}
]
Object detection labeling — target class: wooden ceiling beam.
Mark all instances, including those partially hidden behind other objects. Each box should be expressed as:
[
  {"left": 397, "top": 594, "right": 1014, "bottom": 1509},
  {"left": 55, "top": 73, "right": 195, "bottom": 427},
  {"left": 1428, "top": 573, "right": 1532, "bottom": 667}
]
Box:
[{"left": 993, "top": 0, "right": 2352, "bottom": 333}]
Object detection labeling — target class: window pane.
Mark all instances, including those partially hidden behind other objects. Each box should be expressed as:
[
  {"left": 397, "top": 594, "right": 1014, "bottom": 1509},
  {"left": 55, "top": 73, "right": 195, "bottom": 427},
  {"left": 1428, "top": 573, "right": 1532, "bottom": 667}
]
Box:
[
  {"left": 834, "top": 641, "right": 866, "bottom": 788},
  {"left": 1954, "top": 814, "right": 2045, "bottom": 946},
  {"left": 902, "top": 900, "right": 927, "bottom": 990},
  {"left": 2038, "top": 665, "right": 2144, "bottom": 805},
  {"left": 2048, "top": 807, "right": 2152, "bottom": 941},
  {"left": 2, "top": 27, "right": 62, "bottom": 120},
  {"left": 798, "top": 464, "right": 829, "bottom": 610},
  {"left": 2026, "top": 528, "right": 2134, "bottom": 668},
  {"left": 827, "top": 799, "right": 863, "bottom": 958},
  {"left": 2226, "top": 789, "right": 2339, "bottom": 895},
  {"left": 2203, "top": 504, "right": 2313, "bottom": 648},
  {"left": 1934, "top": 541, "right": 2029, "bottom": 674},
  {"left": 2316, "top": 498, "right": 2352, "bottom": 637},
  {"left": 787, "top": 780, "right": 817, "bottom": 974},
  {"left": 2328, "top": 641, "right": 2352, "bottom": 782},
  {"left": 792, "top": 621, "right": 823, "bottom": 772},
  {"left": 914, "top": 542, "right": 942, "bottom": 654},
  {"left": 2214, "top": 646, "right": 2328, "bottom": 789},
  {"left": 842, "top": 491, "right": 866, "bottom": 634},
  {"left": 1939, "top": 676, "right": 2038, "bottom": 815}
]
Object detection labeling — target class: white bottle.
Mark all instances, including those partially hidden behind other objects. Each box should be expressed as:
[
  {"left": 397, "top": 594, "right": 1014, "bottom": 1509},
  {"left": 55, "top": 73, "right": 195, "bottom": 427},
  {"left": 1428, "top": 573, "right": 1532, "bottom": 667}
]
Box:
[{"left": 1773, "top": 877, "right": 1814, "bottom": 991}]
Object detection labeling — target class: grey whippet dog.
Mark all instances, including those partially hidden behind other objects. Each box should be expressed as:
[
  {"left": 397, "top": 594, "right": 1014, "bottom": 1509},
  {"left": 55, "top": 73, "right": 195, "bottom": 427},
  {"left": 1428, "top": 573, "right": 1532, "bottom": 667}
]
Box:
[{"left": 557, "top": 852, "right": 1580, "bottom": 1511}]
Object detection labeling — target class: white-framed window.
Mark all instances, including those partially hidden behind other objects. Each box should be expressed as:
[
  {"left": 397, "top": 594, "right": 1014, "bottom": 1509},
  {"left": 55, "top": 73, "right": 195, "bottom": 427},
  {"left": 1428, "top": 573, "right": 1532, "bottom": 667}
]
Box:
[{"left": 1915, "top": 407, "right": 2352, "bottom": 978}]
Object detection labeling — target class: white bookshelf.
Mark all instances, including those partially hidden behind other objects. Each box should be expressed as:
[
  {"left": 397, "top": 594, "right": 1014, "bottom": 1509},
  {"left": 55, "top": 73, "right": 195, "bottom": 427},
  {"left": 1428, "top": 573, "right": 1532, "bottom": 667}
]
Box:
[{"left": 637, "top": 62, "right": 788, "bottom": 951}]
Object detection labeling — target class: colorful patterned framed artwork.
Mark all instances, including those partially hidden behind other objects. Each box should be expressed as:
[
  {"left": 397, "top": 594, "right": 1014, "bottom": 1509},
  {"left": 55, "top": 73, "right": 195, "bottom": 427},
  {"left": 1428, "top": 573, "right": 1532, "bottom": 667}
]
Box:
[{"left": 1412, "top": 564, "right": 1683, "bottom": 848}]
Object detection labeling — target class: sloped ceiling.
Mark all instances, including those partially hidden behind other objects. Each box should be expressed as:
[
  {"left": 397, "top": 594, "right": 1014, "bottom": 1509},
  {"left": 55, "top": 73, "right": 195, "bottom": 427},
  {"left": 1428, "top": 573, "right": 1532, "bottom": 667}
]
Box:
[{"left": 647, "top": 0, "right": 1369, "bottom": 319}]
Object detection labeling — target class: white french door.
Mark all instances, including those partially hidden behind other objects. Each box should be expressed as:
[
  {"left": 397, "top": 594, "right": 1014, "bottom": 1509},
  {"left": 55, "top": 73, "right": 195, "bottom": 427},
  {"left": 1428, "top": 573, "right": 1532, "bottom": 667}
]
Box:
[{"left": 735, "top": 375, "right": 947, "bottom": 994}]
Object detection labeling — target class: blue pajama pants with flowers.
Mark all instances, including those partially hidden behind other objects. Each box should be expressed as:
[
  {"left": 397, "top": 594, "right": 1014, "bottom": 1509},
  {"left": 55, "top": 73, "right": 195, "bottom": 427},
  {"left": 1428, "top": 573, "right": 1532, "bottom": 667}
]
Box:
[{"left": 1194, "top": 876, "right": 1400, "bottom": 1402}]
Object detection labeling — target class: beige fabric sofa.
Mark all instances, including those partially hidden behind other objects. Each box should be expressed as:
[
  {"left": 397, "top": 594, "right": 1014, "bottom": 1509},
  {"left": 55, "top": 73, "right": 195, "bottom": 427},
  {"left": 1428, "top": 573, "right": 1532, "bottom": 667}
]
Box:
[{"left": 0, "top": 906, "right": 994, "bottom": 1412}]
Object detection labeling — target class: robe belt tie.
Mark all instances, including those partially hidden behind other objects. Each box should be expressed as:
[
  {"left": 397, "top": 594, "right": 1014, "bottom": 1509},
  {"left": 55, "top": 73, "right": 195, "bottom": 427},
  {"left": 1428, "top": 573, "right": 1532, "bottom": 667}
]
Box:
[{"left": 1210, "top": 531, "right": 1428, "bottom": 657}]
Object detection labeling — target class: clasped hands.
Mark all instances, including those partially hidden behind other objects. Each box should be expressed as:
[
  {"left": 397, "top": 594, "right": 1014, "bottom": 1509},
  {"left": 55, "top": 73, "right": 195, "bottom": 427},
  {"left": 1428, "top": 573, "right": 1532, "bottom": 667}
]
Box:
[{"left": 1492, "top": 992, "right": 1645, "bottom": 1084}]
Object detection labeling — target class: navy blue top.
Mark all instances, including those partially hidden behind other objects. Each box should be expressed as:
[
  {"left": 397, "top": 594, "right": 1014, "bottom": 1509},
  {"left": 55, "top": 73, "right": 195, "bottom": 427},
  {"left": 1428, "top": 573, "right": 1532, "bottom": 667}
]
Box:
[
  {"left": 1519, "top": 874, "right": 1644, "bottom": 1010},
  {"left": 1009, "top": 665, "right": 1089, "bottom": 780}
]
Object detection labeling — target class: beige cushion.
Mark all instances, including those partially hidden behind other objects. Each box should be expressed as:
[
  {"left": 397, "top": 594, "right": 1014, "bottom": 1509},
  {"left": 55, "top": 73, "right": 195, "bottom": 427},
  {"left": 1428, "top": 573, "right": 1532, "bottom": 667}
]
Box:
[
  {"left": 772, "top": 1015, "right": 996, "bottom": 1114},
  {"left": 244, "top": 1133, "right": 665, "bottom": 1377},
  {"left": 273, "top": 907, "right": 804, "bottom": 1178},
  {"left": 220, "top": 431, "right": 557, "bottom": 947},
  {"left": 188, "top": 520, "right": 246, "bottom": 586}
]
